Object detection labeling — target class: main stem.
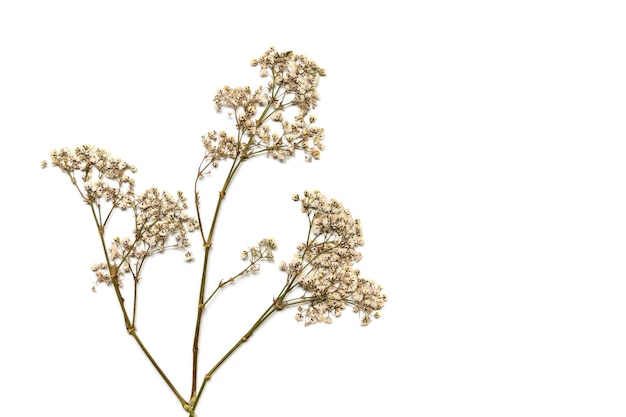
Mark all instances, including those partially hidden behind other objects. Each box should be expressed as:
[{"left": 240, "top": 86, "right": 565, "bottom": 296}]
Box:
[
  {"left": 189, "top": 90, "right": 279, "bottom": 407},
  {"left": 190, "top": 155, "right": 244, "bottom": 398}
]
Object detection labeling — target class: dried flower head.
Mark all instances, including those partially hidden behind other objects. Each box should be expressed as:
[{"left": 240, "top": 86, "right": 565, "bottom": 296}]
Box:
[
  {"left": 48, "top": 145, "right": 137, "bottom": 208},
  {"left": 200, "top": 48, "right": 325, "bottom": 172},
  {"left": 255, "top": 47, "right": 326, "bottom": 113},
  {"left": 284, "top": 191, "right": 386, "bottom": 326},
  {"left": 134, "top": 188, "right": 198, "bottom": 252}
]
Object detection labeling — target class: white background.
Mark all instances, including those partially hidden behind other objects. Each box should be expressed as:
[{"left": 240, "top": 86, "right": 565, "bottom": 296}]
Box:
[{"left": 2, "top": 1, "right": 626, "bottom": 416}]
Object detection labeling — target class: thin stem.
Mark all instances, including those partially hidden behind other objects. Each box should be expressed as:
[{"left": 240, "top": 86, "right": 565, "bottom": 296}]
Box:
[
  {"left": 128, "top": 329, "right": 188, "bottom": 408},
  {"left": 190, "top": 244, "right": 210, "bottom": 397},
  {"left": 89, "top": 203, "right": 131, "bottom": 329},
  {"left": 194, "top": 154, "right": 213, "bottom": 243},
  {"left": 131, "top": 277, "right": 138, "bottom": 329},
  {"left": 130, "top": 254, "right": 149, "bottom": 328}
]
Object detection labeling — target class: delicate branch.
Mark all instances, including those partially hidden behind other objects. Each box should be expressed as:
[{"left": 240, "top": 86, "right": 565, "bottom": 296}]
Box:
[
  {"left": 89, "top": 202, "right": 188, "bottom": 410},
  {"left": 201, "top": 256, "right": 267, "bottom": 309}
]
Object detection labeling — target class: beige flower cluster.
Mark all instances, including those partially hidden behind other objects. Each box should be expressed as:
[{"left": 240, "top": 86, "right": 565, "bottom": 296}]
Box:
[
  {"left": 46, "top": 146, "right": 198, "bottom": 288},
  {"left": 94, "top": 189, "right": 199, "bottom": 289},
  {"left": 282, "top": 191, "right": 386, "bottom": 326},
  {"left": 240, "top": 238, "right": 277, "bottom": 274},
  {"left": 48, "top": 145, "right": 136, "bottom": 208},
  {"left": 200, "top": 48, "right": 326, "bottom": 168},
  {"left": 90, "top": 237, "right": 136, "bottom": 288},
  {"left": 90, "top": 189, "right": 198, "bottom": 288},
  {"left": 266, "top": 114, "right": 325, "bottom": 162},
  {"left": 134, "top": 188, "right": 198, "bottom": 254},
  {"left": 214, "top": 85, "right": 266, "bottom": 119},
  {"left": 253, "top": 47, "right": 325, "bottom": 114}
]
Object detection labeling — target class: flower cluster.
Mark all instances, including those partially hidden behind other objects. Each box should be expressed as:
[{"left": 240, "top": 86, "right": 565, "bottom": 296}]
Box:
[
  {"left": 281, "top": 191, "right": 386, "bottom": 326},
  {"left": 214, "top": 86, "right": 266, "bottom": 122},
  {"left": 89, "top": 237, "right": 136, "bottom": 289},
  {"left": 134, "top": 188, "right": 198, "bottom": 254},
  {"left": 264, "top": 114, "right": 325, "bottom": 162},
  {"left": 48, "top": 145, "right": 136, "bottom": 207},
  {"left": 90, "top": 261, "right": 117, "bottom": 288},
  {"left": 199, "top": 48, "right": 326, "bottom": 172},
  {"left": 241, "top": 238, "right": 277, "bottom": 273},
  {"left": 252, "top": 47, "right": 326, "bottom": 114},
  {"left": 201, "top": 130, "right": 242, "bottom": 162},
  {"left": 88, "top": 189, "right": 198, "bottom": 289},
  {"left": 46, "top": 146, "right": 199, "bottom": 289}
]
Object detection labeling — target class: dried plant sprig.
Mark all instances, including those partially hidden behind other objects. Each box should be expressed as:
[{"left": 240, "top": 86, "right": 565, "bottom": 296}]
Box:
[
  {"left": 45, "top": 145, "right": 197, "bottom": 410},
  {"left": 190, "top": 190, "right": 386, "bottom": 407},
  {"left": 47, "top": 147, "right": 199, "bottom": 290},
  {"left": 190, "top": 49, "right": 326, "bottom": 400},
  {"left": 44, "top": 48, "right": 385, "bottom": 417},
  {"left": 278, "top": 190, "right": 387, "bottom": 326}
]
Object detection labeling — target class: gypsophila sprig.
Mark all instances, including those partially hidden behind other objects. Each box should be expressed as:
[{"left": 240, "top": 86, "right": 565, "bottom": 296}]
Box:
[
  {"left": 278, "top": 191, "right": 387, "bottom": 326},
  {"left": 44, "top": 48, "right": 385, "bottom": 417}
]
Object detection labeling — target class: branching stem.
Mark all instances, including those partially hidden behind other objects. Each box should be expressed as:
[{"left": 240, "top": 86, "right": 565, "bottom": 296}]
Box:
[{"left": 89, "top": 203, "right": 189, "bottom": 410}]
